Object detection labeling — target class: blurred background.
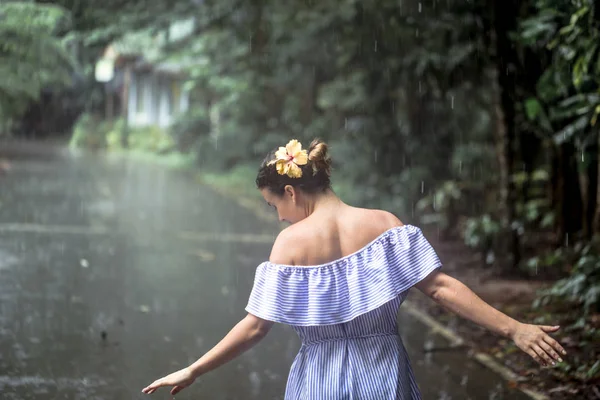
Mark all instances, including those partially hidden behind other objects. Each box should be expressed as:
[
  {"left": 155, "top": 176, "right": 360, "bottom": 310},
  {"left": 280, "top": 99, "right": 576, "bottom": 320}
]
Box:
[{"left": 0, "top": 0, "right": 599, "bottom": 399}]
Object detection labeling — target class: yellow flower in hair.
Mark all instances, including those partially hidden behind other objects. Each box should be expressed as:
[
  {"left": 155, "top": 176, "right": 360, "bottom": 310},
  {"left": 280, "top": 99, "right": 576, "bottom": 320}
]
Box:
[{"left": 268, "top": 139, "right": 309, "bottom": 178}]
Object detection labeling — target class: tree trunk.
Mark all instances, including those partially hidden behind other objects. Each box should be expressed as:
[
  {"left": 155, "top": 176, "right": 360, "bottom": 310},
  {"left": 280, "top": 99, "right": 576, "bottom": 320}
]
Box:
[
  {"left": 579, "top": 147, "right": 591, "bottom": 239},
  {"left": 593, "top": 135, "right": 600, "bottom": 234},
  {"left": 579, "top": 161, "right": 589, "bottom": 239},
  {"left": 120, "top": 65, "right": 131, "bottom": 149},
  {"left": 105, "top": 86, "right": 114, "bottom": 121},
  {"left": 551, "top": 144, "right": 564, "bottom": 244},
  {"left": 557, "top": 144, "right": 583, "bottom": 244},
  {"left": 491, "top": 77, "right": 520, "bottom": 270},
  {"left": 520, "top": 132, "right": 541, "bottom": 203},
  {"left": 586, "top": 142, "right": 598, "bottom": 239},
  {"left": 491, "top": 0, "right": 521, "bottom": 271}
]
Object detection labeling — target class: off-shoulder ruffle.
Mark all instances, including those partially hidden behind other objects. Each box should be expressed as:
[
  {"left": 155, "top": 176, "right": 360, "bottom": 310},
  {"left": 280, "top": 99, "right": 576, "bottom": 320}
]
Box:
[{"left": 245, "top": 225, "right": 442, "bottom": 326}]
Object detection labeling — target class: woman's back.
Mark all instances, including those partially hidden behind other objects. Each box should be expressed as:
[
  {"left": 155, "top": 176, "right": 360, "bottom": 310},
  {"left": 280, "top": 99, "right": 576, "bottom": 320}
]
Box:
[{"left": 274, "top": 205, "right": 404, "bottom": 267}]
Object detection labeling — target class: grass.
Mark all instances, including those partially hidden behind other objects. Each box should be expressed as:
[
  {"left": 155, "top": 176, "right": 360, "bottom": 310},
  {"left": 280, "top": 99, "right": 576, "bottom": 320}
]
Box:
[
  {"left": 111, "top": 148, "right": 197, "bottom": 170},
  {"left": 197, "top": 163, "right": 260, "bottom": 199}
]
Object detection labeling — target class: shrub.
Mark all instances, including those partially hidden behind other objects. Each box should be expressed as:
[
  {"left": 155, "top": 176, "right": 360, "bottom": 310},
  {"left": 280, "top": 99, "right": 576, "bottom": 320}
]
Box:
[
  {"left": 169, "top": 108, "right": 211, "bottom": 152},
  {"left": 534, "top": 239, "right": 600, "bottom": 317},
  {"left": 69, "top": 113, "right": 175, "bottom": 154},
  {"left": 69, "top": 113, "right": 108, "bottom": 150},
  {"left": 463, "top": 214, "right": 501, "bottom": 266}
]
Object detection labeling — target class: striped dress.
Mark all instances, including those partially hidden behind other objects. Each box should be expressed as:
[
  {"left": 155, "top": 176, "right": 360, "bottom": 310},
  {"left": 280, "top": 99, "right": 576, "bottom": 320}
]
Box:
[{"left": 246, "top": 224, "right": 442, "bottom": 399}]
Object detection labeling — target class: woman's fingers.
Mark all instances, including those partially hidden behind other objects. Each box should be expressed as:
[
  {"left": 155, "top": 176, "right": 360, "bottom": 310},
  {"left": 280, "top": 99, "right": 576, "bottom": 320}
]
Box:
[
  {"left": 526, "top": 348, "right": 545, "bottom": 366},
  {"left": 539, "top": 340, "right": 562, "bottom": 363},
  {"left": 142, "top": 368, "right": 196, "bottom": 395},
  {"left": 142, "top": 379, "right": 167, "bottom": 394},
  {"left": 543, "top": 334, "right": 567, "bottom": 357},
  {"left": 539, "top": 325, "right": 560, "bottom": 333},
  {"left": 532, "top": 344, "right": 554, "bottom": 366},
  {"left": 171, "top": 386, "right": 184, "bottom": 396}
]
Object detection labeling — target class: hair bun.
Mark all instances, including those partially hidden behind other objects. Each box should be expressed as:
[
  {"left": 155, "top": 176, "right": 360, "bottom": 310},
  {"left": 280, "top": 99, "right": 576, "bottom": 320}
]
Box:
[{"left": 308, "top": 138, "right": 331, "bottom": 176}]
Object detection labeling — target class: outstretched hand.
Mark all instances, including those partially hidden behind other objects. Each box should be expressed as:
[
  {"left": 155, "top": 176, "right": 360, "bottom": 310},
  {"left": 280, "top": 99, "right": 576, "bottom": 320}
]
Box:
[
  {"left": 142, "top": 367, "right": 196, "bottom": 396},
  {"left": 511, "top": 323, "right": 566, "bottom": 367}
]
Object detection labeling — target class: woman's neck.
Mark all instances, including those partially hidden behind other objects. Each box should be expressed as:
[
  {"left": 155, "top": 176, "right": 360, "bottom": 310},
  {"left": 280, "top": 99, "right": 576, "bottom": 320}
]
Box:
[{"left": 303, "top": 189, "right": 343, "bottom": 217}]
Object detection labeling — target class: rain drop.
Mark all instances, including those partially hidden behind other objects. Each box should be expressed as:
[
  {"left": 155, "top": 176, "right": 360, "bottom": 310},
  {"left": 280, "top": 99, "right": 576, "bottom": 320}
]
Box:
[
  {"left": 451, "top": 96, "right": 454, "bottom": 109},
  {"left": 582, "top": 151, "right": 584, "bottom": 162},
  {"left": 421, "top": 181, "right": 425, "bottom": 193},
  {"left": 419, "top": 2, "right": 422, "bottom": 12},
  {"left": 374, "top": 40, "right": 377, "bottom": 52},
  {"left": 565, "top": 233, "right": 569, "bottom": 247},
  {"left": 419, "top": 80, "right": 422, "bottom": 93}
]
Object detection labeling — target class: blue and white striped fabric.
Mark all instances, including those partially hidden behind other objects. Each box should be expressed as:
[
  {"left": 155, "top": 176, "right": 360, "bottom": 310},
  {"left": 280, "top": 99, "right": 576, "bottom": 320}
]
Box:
[{"left": 246, "top": 225, "right": 442, "bottom": 399}]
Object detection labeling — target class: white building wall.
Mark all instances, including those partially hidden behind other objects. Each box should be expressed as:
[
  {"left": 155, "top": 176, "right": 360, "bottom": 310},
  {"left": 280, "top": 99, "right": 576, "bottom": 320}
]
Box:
[
  {"left": 180, "top": 89, "right": 189, "bottom": 114},
  {"left": 143, "top": 74, "right": 152, "bottom": 125},
  {"left": 159, "top": 80, "right": 171, "bottom": 128},
  {"left": 126, "top": 70, "right": 188, "bottom": 128}
]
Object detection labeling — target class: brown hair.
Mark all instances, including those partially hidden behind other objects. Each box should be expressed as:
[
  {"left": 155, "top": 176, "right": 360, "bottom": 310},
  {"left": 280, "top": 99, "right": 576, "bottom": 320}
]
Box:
[{"left": 256, "top": 138, "right": 332, "bottom": 195}]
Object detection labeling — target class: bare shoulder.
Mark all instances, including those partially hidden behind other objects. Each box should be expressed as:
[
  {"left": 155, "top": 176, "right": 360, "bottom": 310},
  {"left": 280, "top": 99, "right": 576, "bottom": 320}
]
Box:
[
  {"left": 378, "top": 209, "right": 404, "bottom": 228},
  {"left": 358, "top": 208, "right": 404, "bottom": 231},
  {"left": 268, "top": 224, "right": 308, "bottom": 265}
]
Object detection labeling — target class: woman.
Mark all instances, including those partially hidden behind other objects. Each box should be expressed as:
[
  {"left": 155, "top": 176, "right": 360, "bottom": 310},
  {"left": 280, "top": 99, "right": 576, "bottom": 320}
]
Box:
[{"left": 142, "top": 139, "right": 566, "bottom": 399}]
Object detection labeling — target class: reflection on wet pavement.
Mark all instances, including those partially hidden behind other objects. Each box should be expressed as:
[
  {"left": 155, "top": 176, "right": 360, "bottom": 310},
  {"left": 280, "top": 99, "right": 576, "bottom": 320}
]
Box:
[{"left": 0, "top": 142, "right": 531, "bottom": 399}]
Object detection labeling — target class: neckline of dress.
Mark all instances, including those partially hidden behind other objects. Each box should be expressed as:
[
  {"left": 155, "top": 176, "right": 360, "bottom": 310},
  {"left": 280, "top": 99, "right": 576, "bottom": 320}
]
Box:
[{"left": 263, "top": 224, "right": 415, "bottom": 269}]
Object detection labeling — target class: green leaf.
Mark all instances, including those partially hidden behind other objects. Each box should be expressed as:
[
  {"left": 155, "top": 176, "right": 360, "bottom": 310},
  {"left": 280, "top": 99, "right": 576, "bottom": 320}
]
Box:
[
  {"left": 573, "top": 57, "right": 586, "bottom": 89},
  {"left": 525, "top": 97, "right": 542, "bottom": 120},
  {"left": 553, "top": 116, "right": 590, "bottom": 144},
  {"left": 586, "top": 360, "right": 600, "bottom": 379}
]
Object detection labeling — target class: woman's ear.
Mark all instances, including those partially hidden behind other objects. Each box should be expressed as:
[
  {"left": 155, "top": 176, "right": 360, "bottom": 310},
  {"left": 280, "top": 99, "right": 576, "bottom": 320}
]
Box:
[{"left": 284, "top": 185, "right": 295, "bottom": 201}]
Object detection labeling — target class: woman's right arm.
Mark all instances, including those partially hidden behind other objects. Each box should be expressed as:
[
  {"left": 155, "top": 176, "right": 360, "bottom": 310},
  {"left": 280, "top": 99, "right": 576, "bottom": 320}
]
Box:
[{"left": 142, "top": 314, "right": 273, "bottom": 395}]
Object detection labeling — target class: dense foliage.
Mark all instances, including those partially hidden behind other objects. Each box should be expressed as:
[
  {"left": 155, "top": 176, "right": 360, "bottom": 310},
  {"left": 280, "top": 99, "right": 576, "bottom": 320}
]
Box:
[
  {"left": 3, "top": 2, "right": 599, "bottom": 371},
  {"left": 0, "top": 2, "right": 74, "bottom": 124}
]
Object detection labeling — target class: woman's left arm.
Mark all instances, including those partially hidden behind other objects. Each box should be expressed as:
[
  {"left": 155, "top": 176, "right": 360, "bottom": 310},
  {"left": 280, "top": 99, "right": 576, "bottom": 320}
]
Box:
[
  {"left": 414, "top": 271, "right": 567, "bottom": 366},
  {"left": 142, "top": 314, "right": 273, "bottom": 396}
]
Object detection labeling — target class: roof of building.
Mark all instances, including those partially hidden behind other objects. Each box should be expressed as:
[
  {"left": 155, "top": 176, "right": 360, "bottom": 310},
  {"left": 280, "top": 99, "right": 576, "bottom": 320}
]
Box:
[{"left": 102, "top": 20, "right": 196, "bottom": 77}]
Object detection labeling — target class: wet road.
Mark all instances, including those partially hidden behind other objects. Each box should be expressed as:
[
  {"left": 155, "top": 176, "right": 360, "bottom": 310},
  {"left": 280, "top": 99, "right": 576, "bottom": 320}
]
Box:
[{"left": 0, "top": 141, "right": 531, "bottom": 399}]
